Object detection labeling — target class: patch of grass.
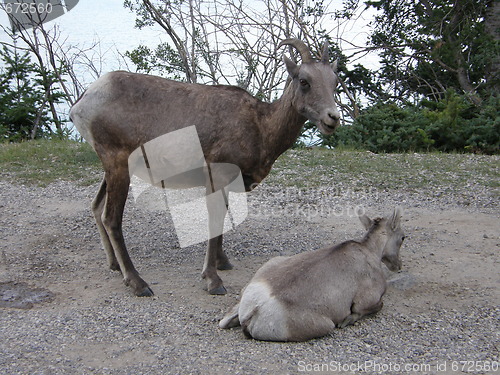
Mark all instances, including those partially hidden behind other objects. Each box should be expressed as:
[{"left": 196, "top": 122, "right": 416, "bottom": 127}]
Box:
[
  {"left": 0, "top": 141, "right": 498, "bottom": 198},
  {"left": 0, "top": 139, "right": 102, "bottom": 186},
  {"left": 267, "top": 148, "right": 500, "bottom": 195}
]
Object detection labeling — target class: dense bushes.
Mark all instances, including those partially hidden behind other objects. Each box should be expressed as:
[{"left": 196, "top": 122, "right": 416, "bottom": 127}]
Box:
[
  {"left": 0, "top": 46, "right": 66, "bottom": 142},
  {"left": 322, "top": 92, "right": 499, "bottom": 154}
]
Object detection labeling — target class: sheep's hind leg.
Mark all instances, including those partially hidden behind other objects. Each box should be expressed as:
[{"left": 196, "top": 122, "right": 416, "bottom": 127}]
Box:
[
  {"left": 102, "top": 167, "right": 153, "bottom": 297},
  {"left": 92, "top": 178, "right": 120, "bottom": 272}
]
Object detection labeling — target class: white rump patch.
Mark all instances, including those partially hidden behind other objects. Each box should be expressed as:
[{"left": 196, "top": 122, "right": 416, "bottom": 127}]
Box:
[{"left": 238, "top": 281, "right": 289, "bottom": 341}]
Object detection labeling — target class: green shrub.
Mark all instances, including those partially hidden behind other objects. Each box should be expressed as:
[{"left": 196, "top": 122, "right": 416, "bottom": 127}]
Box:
[
  {"left": 323, "top": 103, "right": 434, "bottom": 152},
  {"left": 323, "top": 92, "right": 499, "bottom": 154},
  {"left": 463, "top": 96, "right": 500, "bottom": 154}
]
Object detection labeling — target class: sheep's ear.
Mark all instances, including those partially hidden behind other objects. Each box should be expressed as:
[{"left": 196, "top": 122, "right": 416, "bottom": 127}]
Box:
[
  {"left": 331, "top": 59, "right": 338, "bottom": 72},
  {"left": 284, "top": 56, "right": 299, "bottom": 78},
  {"left": 321, "top": 41, "right": 329, "bottom": 63},
  {"left": 390, "top": 207, "right": 403, "bottom": 230},
  {"left": 359, "top": 214, "right": 372, "bottom": 230}
]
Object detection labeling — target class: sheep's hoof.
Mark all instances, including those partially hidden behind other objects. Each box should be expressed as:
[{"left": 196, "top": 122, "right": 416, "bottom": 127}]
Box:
[
  {"left": 208, "top": 285, "right": 227, "bottom": 295},
  {"left": 135, "top": 286, "right": 154, "bottom": 297},
  {"left": 109, "top": 262, "right": 121, "bottom": 272},
  {"left": 125, "top": 278, "right": 154, "bottom": 297},
  {"left": 339, "top": 313, "right": 360, "bottom": 328},
  {"left": 217, "top": 262, "right": 233, "bottom": 271}
]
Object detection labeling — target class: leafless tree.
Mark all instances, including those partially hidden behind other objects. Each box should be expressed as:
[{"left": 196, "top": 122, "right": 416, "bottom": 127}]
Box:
[
  {"left": 125, "top": 0, "right": 361, "bottom": 118},
  {"left": 0, "top": 4, "right": 116, "bottom": 137}
]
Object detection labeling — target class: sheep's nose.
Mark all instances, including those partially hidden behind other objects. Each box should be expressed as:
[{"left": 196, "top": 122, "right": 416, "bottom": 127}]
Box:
[{"left": 328, "top": 110, "right": 340, "bottom": 123}]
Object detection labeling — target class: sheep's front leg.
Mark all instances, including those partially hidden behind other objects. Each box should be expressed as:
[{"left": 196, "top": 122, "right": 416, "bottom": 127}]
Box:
[
  {"left": 339, "top": 299, "right": 383, "bottom": 328},
  {"left": 215, "top": 235, "right": 233, "bottom": 270},
  {"left": 203, "top": 235, "right": 227, "bottom": 294},
  {"left": 201, "top": 190, "right": 228, "bottom": 295}
]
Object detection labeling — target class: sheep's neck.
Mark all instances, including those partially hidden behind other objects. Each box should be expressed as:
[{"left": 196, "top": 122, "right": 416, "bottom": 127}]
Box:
[
  {"left": 362, "top": 226, "right": 387, "bottom": 261},
  {"left": 261, "top": 85, "right": 306, "bottom": 165}
]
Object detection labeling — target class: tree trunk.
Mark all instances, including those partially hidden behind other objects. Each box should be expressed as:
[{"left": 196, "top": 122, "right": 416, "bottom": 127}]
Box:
[
  {"left": 456, "top": 65, "right": 482, "bottom": 106},
  {"left": 484, "top": 0, "right": 500, "bottom": 94},
  {"left": 446, "top": 1, "right": 482, "bottom": 105},
  {"left": 31, "top": 91, "right": 49, "bottom": 140}
]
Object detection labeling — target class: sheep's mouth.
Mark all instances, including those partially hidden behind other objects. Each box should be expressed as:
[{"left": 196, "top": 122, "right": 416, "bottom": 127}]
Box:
[
  {"left": 383, "top": 257, "right": 402, "bottom": 272},
  {"left": 319, "top": 121, "right": 339, "bottom": 135}
]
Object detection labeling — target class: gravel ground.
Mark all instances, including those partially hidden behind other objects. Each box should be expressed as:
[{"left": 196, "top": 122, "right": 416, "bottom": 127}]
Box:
[{"left": 0, "top": 164, "right": 499, "bottom": 374}]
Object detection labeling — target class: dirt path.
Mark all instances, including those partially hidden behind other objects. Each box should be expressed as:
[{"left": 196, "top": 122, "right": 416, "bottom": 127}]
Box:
[{"left": 0, "top": 180, "right": 498, "bottom": 374}]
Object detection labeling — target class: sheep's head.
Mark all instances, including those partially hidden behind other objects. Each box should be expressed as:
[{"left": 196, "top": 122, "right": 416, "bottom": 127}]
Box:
[{"left": 279, "top": 39, "right": 340, "bottom": 135}]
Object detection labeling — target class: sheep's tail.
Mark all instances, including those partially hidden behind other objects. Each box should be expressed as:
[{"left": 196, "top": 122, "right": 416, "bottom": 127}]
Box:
[{"left": 219, "top": 303, "right": 240, "bottom": 329}]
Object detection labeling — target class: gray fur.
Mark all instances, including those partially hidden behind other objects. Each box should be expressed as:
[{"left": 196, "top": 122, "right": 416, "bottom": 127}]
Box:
[{"left": 220, "top": 208, "right": 405, "bottom": 341}]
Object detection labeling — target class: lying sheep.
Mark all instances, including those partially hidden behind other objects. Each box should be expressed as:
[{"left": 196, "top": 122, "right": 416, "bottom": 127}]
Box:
[{"left": 220, "top": 208, "right": 405, "bottom": 341}]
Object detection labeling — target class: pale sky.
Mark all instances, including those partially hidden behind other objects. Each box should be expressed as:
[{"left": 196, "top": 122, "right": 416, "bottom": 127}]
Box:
[
  {"left": 0, "top": 0, "right": 163, "bottom": 74},
  {"left": 0, "top": 0, "right": 378, "bottom": 134},
  {"left": 0, "top": 0, "right": 378, "bottom": 75}
]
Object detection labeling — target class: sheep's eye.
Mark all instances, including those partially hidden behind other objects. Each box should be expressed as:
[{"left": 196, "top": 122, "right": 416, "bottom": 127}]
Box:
[
  {"left": 401, "top": 236, "right": 406, "bottom": 242},
  {"left": 299, "top": 79, "right": 309, "bottom": 87}
]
